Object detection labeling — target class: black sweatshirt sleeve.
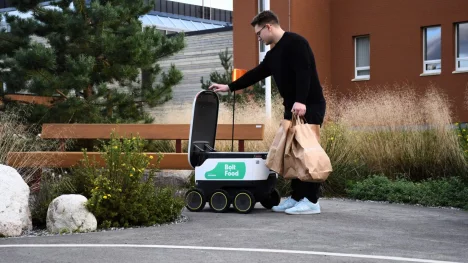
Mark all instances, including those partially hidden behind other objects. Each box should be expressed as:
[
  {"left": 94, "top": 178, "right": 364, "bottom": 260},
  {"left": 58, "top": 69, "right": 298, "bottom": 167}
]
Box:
[
  {"left": 228, "top": 53, "right": 271, "bottom": 92},
  {"left": 291, "top": 40, "right": 313, "bottom": 104}
]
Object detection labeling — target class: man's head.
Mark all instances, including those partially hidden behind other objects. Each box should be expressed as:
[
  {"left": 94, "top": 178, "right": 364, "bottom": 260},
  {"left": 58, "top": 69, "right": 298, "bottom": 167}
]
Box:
[{"left": 251, "top": 10, "right": 281, "bottom": 45}]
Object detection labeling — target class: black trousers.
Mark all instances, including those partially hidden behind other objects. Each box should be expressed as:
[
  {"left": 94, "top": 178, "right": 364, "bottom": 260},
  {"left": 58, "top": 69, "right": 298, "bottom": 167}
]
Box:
[{"left": 283, "top": 102, "right": 326, "bottom": 203}]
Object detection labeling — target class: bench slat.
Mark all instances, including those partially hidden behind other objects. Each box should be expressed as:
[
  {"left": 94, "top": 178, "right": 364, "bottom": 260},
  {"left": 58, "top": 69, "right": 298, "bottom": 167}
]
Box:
[
  {"left": 7, "top": 152, "right": 192, "bottom": 170},
  {"left": 41, "top": 124, "right": 264, "bottom": 140}
]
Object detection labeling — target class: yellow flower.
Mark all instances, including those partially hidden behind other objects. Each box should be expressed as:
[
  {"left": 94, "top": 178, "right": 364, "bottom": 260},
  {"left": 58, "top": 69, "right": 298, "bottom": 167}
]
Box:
[
  {"left": 132, "top": 167, "right": 136, "bottom": 171},
  {"left": 108, "top": 194, "right": 111, "bottom": 197},
  {"left": 132, "top": 137, "right": 136, "bottom": 140},
  {"left": 121, "top": 163, "right": 126, "bottom": 167},
  {"left": 130, "top": 174, "right": 133, "bottom": 177},
  {"left": 113, "top": 146, "right": 118, "bottom": 149},
  {"left": 103, "top": 195, "right": 107, "bottom": 199},
  {"left": 149, "top": 155, "right": 154, "bottom": 159}
]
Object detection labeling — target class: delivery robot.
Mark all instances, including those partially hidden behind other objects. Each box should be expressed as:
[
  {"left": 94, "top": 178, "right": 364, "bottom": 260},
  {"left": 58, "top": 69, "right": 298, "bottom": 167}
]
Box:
[{"left": 184, "top": 90, "right": 281, "bottom": 213}]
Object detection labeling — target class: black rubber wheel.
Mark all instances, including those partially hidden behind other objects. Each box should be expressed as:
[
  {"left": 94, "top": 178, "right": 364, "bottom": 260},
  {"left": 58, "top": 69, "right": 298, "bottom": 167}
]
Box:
[
  {"left": 185, "top": 188, "right": 205, "bottom": 212},
  {"left": 209, "top": 189, "right": 230, "bottom": 213},
  {"left": 260, "top": 189, "right": 281, "bottom": 209},
  {"left": 233, "top": 190, "right": 255, "bottom": 214}
]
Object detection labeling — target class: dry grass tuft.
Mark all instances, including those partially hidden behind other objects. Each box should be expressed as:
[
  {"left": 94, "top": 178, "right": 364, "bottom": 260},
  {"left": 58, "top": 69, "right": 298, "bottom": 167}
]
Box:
[
  {"left": 151, "top": 83, "right": 467, "bottom": 195},
  {"left": 0, "top": 108, "right": 61, "bottom": 191},
  {"left": 323, "top": 83, "right": 466, "bottom": 183}
]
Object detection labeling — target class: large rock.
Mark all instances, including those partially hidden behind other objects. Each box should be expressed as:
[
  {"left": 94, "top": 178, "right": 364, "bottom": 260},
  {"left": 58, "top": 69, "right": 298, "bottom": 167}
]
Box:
[
  {"left": 46, "top": 194, "right": 97, "bottom": 234},
  {"left": 0, "top": 164, "right": 32, "bottom": 237},
  {"left": 151, "top": 170, "right": 193, "bottom": 188}
]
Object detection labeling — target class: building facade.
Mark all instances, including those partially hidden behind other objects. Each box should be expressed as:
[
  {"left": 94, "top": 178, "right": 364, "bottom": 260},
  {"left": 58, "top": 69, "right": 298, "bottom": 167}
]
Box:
[{"left": 232, "top": 0, "right": 468, "bottom": 122}]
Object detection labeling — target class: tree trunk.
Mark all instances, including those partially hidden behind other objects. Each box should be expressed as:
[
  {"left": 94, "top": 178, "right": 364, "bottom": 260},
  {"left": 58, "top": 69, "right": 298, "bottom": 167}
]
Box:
[
  {"left": 106, "top": 89, "right": 112, "bottom": 117},
  {"left": 84, "top": 84, "right": 92, "bottom": 99}
]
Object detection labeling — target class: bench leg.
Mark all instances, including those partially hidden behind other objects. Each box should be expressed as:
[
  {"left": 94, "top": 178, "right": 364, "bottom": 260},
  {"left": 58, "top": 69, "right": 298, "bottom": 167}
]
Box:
[
  {"left": 238, "top": 140, "right": 244, "bottom": 152},
  {"left": 59, "top": 139, "right": 66, "bottom": 151},
  {"left": 176, "top": 139, "right": 182, "bottom": 153}
]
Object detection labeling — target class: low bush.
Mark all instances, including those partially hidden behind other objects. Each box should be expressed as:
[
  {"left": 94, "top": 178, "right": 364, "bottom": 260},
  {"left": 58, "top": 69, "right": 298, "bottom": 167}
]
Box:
[
  {"left": 347, "top": 175, "right": 468, "bottom": 210},
  {"left": 72, "top": 132, "right": 185, "bottom": 228}
]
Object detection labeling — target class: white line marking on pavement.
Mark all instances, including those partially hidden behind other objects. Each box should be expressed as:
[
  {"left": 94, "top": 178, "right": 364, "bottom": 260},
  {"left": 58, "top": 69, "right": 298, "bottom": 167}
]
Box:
[{"left": 0, "top": 244, "right": 460, "bottom": 263}]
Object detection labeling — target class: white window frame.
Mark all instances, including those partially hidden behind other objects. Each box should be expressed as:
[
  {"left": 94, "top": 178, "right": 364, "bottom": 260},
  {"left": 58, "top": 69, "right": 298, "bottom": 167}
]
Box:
[
  {"left": 353, "top": 35, "right": 370, "bottom": 80},
  {"left": 455, "top": 22, "right": 468, "bottom": 72},
  {"left": 422, "top": 26, "right": 441, "bottom": 75}
]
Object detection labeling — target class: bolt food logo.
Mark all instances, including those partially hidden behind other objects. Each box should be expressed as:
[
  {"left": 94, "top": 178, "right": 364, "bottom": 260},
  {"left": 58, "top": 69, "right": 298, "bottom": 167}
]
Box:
[{"left": 205, "top": 162, "right": 246, "bottom": 180}]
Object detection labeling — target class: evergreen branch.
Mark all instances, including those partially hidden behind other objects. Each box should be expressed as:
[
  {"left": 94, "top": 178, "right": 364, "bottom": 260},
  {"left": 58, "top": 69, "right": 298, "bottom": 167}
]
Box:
[
  {"left": 55, "top": 89, "right": 68, "bottom": 99},
  {"left": 0, "top": 35, "right": 20, "bottom": 45},
  {"left": 27, "top": 69, "right": 55, "bottom": 90}
]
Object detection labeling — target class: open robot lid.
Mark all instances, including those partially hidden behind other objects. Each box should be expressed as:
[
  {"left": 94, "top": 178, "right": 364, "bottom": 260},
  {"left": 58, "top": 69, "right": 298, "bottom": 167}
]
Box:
[{"left": 188, "top": 90, "right": 220, "bottom": 168}]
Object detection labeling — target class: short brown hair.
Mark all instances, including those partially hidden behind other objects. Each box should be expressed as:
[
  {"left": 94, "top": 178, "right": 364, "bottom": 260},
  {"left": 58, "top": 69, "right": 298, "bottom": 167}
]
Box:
[{"left": 250, "top": 10, "right": 279, "bottom": 27}]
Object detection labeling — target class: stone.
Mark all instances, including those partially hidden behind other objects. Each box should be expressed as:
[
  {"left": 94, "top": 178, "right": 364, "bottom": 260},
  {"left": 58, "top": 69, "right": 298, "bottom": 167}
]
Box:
[
  {"left": 46, "top": 194, "right": 97, "bottom": 234},
  {"left": 151, "top": 170, "right": 193, "bottom": 189},
  {"left": 0, "top": 164, "right": 32, "bottom": 237}
]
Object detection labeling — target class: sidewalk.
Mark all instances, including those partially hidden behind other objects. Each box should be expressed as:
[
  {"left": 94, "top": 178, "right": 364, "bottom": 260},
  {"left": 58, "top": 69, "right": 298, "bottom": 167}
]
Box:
[{"left": 1, "top": 198, "right": 467, "bottom": 263}]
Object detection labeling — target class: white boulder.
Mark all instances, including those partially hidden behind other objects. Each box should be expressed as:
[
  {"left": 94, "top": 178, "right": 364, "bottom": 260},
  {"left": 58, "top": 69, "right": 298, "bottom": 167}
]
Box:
[
  {"left": 0, "top": 164, "right": 32, "bottom": 237},
  {"left": 46, "top": 194, "right": 97, "bottom": 234}
]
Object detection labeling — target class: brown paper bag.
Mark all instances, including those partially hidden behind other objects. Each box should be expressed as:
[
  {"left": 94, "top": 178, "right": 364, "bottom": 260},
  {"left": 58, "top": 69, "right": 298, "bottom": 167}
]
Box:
[
  {"left": 265, "top": 120, "right": 291, "bottom": 174},
  {"left": 283, "top": 115, "right": 333, "bottom": 182},
  {"left": 282, "top": 119, "right": 298, "bottom": 180}
]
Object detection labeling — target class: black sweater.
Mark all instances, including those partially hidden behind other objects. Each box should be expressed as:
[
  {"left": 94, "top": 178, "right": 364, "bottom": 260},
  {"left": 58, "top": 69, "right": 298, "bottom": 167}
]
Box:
[{"left": 228, "top": 32, "right": 325, "bottom": 110}]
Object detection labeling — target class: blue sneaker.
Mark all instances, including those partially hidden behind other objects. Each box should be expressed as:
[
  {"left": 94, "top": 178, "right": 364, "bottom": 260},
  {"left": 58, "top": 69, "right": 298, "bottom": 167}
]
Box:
[
  {"left": 285, "top": 198, "right": 321, "bottom": 215},
  {"left": 271, "top": 196, "right": 297, "bottom": 212}
]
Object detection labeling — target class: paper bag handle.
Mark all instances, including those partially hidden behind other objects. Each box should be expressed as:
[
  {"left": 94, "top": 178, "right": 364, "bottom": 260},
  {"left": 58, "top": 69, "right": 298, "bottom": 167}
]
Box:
[{"left": 292, "top": 113, "right": 307, "bottom": 126}]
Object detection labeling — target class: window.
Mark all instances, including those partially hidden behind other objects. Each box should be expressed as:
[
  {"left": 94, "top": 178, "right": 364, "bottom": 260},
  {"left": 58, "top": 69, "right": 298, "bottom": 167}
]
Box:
[
  {"left": 422, "top": 26, "right": 441, "bottom": 74},
  {"left": 455, "top": 22, "right": 468, "bottom": 71},
  {"left": 354, "top": 35, "right": 370, "bottom": 80}
]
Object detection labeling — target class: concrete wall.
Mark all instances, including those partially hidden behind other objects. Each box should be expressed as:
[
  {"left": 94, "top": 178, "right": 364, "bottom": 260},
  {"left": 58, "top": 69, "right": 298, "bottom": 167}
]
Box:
[{"left": 147, "top": 28, "right": 233, "bottom": 120}]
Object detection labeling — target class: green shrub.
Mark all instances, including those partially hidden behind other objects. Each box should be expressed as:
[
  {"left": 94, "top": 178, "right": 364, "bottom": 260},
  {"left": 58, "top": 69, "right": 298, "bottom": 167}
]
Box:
[
  {"left": 73, "top": 132, "right": 184, "bottom": 228},
  {"left": 347, "top": 175, "right": 468, "bottom": 210}
]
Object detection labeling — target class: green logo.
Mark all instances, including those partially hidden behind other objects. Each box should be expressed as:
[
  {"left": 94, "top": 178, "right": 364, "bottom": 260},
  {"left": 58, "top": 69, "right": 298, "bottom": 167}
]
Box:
[{"left": 205, "top": 162, "right": 246, "bottom": 180}]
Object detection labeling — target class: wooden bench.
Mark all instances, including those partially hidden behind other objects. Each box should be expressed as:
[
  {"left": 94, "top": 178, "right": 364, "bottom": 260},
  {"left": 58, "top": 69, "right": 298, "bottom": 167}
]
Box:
[{"left": 6, "top": 123, "right": 265, "bottom": 170}]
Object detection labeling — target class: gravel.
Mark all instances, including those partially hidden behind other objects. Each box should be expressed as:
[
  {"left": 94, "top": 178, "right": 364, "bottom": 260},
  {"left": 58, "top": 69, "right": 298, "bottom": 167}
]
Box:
[{"left": 3, "top": 214, "right": 189, "bottom": 239}]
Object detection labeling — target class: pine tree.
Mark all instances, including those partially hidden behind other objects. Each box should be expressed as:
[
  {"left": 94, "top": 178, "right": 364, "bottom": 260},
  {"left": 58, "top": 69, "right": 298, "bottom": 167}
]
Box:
[
  {"left": 200, "top": 47, "right": 279, "bottom": 107},
  {"left": 0, "top": 0, "right": 185, "bottom": 124}
]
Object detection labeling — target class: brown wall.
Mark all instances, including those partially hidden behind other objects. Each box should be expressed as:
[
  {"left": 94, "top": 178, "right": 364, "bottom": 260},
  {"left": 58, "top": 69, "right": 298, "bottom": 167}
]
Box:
[
  {"left": 232, "top": 0, "right": 291, "bottom": 72},
  {"left": 330, "top": 0, "right": 468, "bottom": 121},
  {"left": 291, "top": 0, "right": 332, "bottom": 85},
  {"left": 232, "top": 0, "right": 330, "bottom": 82},
  {"left": 232, "top": 0, "right": 468, "bottom": 121},
  {"left": 232, "top": 0, "right": 259, "bottom": 71}
]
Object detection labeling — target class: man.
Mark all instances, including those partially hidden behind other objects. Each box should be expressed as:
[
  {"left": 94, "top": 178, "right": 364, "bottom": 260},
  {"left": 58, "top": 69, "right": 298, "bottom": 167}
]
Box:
[{"left": 208, "top": 10, "right": 326, "bottom": 215}]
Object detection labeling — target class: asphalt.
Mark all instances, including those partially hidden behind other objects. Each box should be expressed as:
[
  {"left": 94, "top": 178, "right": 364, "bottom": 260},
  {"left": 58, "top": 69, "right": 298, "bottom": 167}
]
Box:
[{"left": 0, "top": 198, "right": 467, "bottom": 263}]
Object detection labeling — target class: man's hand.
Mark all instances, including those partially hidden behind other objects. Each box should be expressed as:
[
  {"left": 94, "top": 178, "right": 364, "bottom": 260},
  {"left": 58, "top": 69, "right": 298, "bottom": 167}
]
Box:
[
  {"left": 291, "top": 102, "right": 306, "bottom": 117},
  {"left": 208, "top": 82, "right": 230, "bottom": 93}
]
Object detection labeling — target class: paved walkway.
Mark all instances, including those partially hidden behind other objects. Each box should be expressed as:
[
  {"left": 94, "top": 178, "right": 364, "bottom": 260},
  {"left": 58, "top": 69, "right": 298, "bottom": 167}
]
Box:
[{"left": 1, "top": 199, "right": 467, "bottom": 263}]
